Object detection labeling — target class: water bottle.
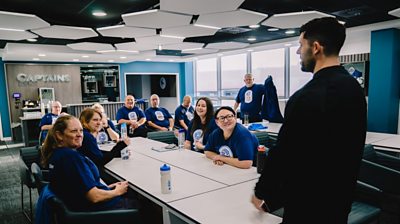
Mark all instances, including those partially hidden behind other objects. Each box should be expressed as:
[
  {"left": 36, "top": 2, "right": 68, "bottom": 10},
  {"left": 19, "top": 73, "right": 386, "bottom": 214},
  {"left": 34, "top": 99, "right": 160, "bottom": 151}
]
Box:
[
  {"left": 160, "top": 164, "right": 171, "bottom": 194},
  {"left": 178, "top": 129, "right": 185, "bottom": 150},
  {"left": 257, "top": 145, "right": 268, "bottom": 174},
  {"left": 121, "top": 123, "right": 127, "bottom": 140}
]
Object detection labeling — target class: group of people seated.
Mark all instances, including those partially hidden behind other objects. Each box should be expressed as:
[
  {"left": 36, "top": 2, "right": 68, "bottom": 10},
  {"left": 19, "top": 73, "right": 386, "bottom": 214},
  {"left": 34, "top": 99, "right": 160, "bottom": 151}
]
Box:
[{"left": 36, "top": 94, "right": 260, "bottom": 218}]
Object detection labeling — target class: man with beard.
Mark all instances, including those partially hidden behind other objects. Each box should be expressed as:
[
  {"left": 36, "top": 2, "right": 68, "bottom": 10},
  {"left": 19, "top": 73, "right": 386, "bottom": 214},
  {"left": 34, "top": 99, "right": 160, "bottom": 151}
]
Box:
[{"left": 251, "top": 17, "right": 367, "bottom": 223}]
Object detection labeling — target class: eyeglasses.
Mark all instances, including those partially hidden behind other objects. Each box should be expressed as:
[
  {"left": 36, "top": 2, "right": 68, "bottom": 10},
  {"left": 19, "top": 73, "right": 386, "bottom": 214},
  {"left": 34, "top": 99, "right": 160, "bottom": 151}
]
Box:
[{"left": 217, "top": 114, "right": 235, "bottom": 122}]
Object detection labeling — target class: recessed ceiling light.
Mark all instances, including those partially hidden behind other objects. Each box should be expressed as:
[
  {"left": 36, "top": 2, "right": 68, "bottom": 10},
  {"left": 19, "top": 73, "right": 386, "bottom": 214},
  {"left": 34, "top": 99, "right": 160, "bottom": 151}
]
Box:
[
  {"left": 27, "top": 38, "right": 37, "bottom": 42},
  {"left": 284, "top": 43, "right": 292, "bottom": 47},
  {"left": 107, "top": 60, "right": 114, "bottom": 62},
  {"left": 247, "top": 37, "right": 256, "bottom": 41},
  {"left": 285, "top": 30, "right": 295, "bottom": 34},
  {"left": 73, "top": 59, "right": 79, "bottom": 62},
  {"left": 92, "top": 10, "right": 107, "bottom": 17},
  {"left": 145, "top": 58, "right": 151, "bottom": 61},
  {"left": 249, "top": 24, "right": 260, "bottom": 29},
  {"left": 169, "top": 59, "right": 175, "bottom": 62},
  {"left": 32, "top": 58, "right": 39, "bottom": 61},
  {"left": 120, "top": 56, "right": 127, "bottom": 59},
  {"left": 268, "top": 28, "right": 279, "bottom": 32},
  {"left": 82, "top": 55, "right": 89, "bottom": 58},
  {"left": 38, "top": 54, "right": 46, "bottom": 57}
]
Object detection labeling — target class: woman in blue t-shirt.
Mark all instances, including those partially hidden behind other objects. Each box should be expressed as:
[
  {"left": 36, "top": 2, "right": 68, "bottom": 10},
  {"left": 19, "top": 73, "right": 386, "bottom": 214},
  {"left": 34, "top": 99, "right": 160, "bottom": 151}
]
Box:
[
  {"left": 41, "top": 115, "right": 133, "bottom": 211},
  {"left": 184, "top": 97, "right": 218, "bottom": 152}
]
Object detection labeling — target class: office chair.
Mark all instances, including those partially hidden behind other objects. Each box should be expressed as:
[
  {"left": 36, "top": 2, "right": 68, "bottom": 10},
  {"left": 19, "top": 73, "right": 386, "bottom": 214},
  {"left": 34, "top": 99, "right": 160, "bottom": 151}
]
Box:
[
  {"left": 253, "top": 131, "right": 269, "bottom": 146},
  {"left": 19, "top": 146, "right": 40, "bottom": 223},
  {"left": 363, "top": 144, "right": 400, "bottom": 171},
  {"left": 147, "top": 131, "right": 177, "bottom": 145},
  {"left": 31, "top": 162, "right": 141, "bottom": 224}
]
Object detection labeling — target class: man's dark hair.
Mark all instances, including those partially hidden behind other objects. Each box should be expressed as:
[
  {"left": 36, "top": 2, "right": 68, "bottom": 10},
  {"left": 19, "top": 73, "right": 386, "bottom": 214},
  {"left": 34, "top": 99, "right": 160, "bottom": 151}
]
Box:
[
  {"left": 300, "top": 17, "right": 346, "bottom": 56},
  {"left": 214, "top": 106, "right": 236, "bottom": 119}
]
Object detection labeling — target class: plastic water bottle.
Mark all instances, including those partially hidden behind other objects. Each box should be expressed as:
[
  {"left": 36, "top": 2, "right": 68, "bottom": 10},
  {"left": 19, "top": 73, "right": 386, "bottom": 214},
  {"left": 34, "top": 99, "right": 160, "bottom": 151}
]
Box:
[
  {"left": 121, "top": 123, "right": 127, "bottom": 140},
  {"left": 257, "top": 145, "right": 268, "bottom": 174},
  {"left": 160, "top": 164, "right": 171, "bottom": 194},
  {"left": 178, "top": 129, "right": 185, "bottom": 150}
]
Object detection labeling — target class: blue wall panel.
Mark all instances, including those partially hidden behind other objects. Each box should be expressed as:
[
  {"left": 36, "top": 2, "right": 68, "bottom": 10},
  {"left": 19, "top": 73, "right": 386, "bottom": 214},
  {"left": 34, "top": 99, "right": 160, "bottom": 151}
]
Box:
[{"left": 0, "top": 59, "right": 11, "bottom": 138}]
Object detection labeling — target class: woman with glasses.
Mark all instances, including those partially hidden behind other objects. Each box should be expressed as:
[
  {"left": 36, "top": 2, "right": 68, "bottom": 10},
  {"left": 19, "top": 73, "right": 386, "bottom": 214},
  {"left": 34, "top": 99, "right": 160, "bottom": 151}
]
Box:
[
  {"left": 204, "top": 106, "right": 258, "bottom": 169},
  {"left": 184, "top": 97, "right": 218, "bottom": 152}
]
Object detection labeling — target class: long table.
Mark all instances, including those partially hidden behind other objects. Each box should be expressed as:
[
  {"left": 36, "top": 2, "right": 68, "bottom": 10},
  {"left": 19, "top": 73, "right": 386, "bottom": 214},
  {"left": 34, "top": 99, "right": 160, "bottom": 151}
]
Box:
[{"left": 104, "top": 137, "right": 282, "bottom": 224}]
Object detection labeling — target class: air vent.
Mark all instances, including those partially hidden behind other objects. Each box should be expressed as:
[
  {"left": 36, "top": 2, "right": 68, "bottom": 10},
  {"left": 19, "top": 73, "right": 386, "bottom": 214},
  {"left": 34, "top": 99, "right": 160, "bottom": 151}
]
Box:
[
  {"left": 332, "top": 6, "right": 376, "bottom": 18},
  {"left": 218, "top": 27, "right": 251, "bottom": 34}
]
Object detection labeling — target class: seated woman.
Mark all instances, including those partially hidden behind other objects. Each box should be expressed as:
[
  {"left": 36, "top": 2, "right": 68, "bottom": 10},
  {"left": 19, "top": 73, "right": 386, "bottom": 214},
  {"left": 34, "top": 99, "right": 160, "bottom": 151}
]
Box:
[
  {"left": 184, "top": 97, "right": 218, "bottom": 152},
  {"left": 78, "top": 108, "right": 130, "bottom": 170},
  {"left": 40, "top": 115, "right": 134, "bottom": 211},
  {"left": 92, "top": 103, "right": 119, "bottom": 142},
  {"left": 204, "top": 106, "right": 259, "bottom": 169}
]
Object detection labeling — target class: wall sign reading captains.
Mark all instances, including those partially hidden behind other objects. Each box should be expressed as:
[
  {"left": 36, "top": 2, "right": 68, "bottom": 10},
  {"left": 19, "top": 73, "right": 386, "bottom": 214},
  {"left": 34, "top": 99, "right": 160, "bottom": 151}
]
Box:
[{"left": 16, "top": 73, "right": 71, "bottom": 83}]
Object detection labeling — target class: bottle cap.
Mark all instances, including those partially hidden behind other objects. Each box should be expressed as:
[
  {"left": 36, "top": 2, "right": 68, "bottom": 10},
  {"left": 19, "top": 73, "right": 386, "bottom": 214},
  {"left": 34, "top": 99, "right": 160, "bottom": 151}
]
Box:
[
  {"left": 121, "top": 123, "right": 127, "bottom": 128},
  {"left": 258, "top": 145, "right": 266, "bottom": 152},
  {"left": 160, "top": 164, "right": 170, "bottom": 171}
]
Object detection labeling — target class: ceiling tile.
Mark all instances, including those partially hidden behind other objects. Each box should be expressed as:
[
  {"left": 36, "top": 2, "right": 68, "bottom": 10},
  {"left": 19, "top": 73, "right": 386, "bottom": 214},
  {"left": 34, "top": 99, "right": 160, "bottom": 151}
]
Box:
[
  {"left": 181, "top": 48, "right": 219, "bottom": 54},
  {"left": 160, "top": 0, "right": 245, "bottom": 15},
  {"left": 135, "top": 35, "right": 184, "bottom": 45},
  {"left": 122, "top": 9, "right": 192, "bottom": 29},
  {"left": 32, "top": 25, "right": 98, "bottom": 40},
  {"left": 205, "top": 41, "right": 249, "bottom": 50},
  {"left": 162, "top": 25, "right": 219, "bottom": 38},
  {"left": 196, "top": 9, "right": 268, "bottom": 28},
  {"left": 115, "top": 42, "right": 158, "bottom": 51},
  {"left": 389, "top": 8, "right": 400, "bottom": 18},
  {"left": 0, "top": 30, "right": 37, "bottom": 41},
  {"left": 262, "top": 11, "right": 334, "bottom": 29},
  {"left": 97, "top": 25, "right": 156, "bottom": 38},
  {"left": 163, "top": 42, "right": 204, "bottom": 50},
  {"left": 67, "top": 42, "right": 114, "bottom": 51},
  {"left": 0, "top": 10, "right": 50, "bottom": 30},
  {"left": 97, "top": 50, "right": 139, "bottom": 55}
]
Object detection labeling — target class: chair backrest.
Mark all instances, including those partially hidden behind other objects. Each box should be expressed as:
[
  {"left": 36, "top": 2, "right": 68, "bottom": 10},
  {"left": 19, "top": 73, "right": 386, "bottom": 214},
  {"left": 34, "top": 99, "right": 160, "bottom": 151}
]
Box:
[
  {"left": 147, "top": 131, "right": 177, "bottom": 144},
  {"left": 253, "top": 131, "right": 269, "bottom": 146},
  {"left": 358, "top": 159, "right": 400, "bottom": 194},
  {"left": 362, "top": 144, "right": 377, "bottom": 161},
  {"left": 31, "top": 162, "right": 49, "bottom": 194},
  {"left": 19, "top": 146, "right": 40, "bottom": 188}
]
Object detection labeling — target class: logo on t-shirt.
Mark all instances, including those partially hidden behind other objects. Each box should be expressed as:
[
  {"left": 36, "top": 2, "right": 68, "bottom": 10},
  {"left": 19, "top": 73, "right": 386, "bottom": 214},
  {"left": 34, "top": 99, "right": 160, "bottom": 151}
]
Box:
[
  {"left": 193, "top": 129, "right": 203, "bottom": 143},
  {"left": 219, "top": 145, "right": 233, "bottom": 157},
  {"left": 97, "top": 132, "right": 108, "bottom": 144},
  {"left": 244, "top": 90, "right": 253, "bottom": 103},
  {"left": 155, "top": 111, "right": 165, "bottom": 121},
  {"left": 51, "top": 116, "right": 58, "bottom": 124},
  {"left": 128, "top": 112, "right": 137, "bottom": 120},
  {"left": 186, "top": 110, "right": 194, "bottom": 120}
]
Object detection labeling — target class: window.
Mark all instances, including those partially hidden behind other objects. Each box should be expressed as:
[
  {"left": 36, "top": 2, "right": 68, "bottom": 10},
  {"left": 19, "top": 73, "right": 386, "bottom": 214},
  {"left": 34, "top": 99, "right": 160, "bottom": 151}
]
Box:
[
  {"left": 289, "top": 46, "right": 312, "bottom": 95},
  {"left": 195, "top": 58, "right": 217, "bottom": 97},
  {"left": 220, "top": 54, "right": 247, "bottom": 99},
  {"left": 251, "top": 49, "right": 285, "bottom": 97}
]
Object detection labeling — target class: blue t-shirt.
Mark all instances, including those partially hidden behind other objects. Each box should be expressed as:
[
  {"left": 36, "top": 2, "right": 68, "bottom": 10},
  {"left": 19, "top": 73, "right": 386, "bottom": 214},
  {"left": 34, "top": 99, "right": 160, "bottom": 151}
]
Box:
[
  {"left": 204, "top": 124, "right": 258, "bottom": 163},
  {"left": 174, "top": 105, "right": 194, "bottom": 129},
  {"left": 77, "top": 129, "right": 103, "bottom": 167},
  {"left": 187, "top": 119, "right": 218, "bottom": 151},
  {"left": 48, "top": 147, "right": 120, "bottom": 211},
  {"left": 98, "top": 120, "right": 118, "bottom": 142},
  {"left": 116, "top": 106, "right": 146, "bottom": 130},
  {"left": 145, "top": 107, "right": 172, "bottom": 129},
  {"left": 38, "top": 113, "right": 59, "bottom": 142},
  {"left": 235, "top": 84, "right": 265, "bottom": 120}
]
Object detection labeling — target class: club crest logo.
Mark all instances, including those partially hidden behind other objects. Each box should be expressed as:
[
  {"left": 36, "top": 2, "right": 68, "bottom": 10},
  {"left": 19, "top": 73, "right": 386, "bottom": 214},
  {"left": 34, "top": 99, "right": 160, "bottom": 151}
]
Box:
[
  {"left": 219, "top": 145, "right": 233, "bottom": 157},
  {"left": 97, "top": 132, "right": 108, "bottom": 144}
]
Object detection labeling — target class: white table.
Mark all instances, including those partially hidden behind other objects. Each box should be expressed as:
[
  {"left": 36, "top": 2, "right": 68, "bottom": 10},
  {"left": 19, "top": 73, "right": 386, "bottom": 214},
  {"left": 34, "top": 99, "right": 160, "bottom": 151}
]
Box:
[
  {"left": 370, "top": 134, "right": 400, "bottom": 152},
  {"left": 365, "top": 132, "right": 397, "bottom": 144},
  {"left": 169, "top": 180, "right": 282, "bottom": 224},
  {"left": 98, "top": 142, "right": 117, "bottom": 152},
  {"left": 129, "top": 137, "right": 260, "bottom": 185}
]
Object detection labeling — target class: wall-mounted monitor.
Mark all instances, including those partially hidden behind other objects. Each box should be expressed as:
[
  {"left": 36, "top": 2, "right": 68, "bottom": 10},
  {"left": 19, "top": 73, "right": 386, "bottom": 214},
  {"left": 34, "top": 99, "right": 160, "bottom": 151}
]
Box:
[{"left": 150, "top": 75, "right": 176, "bottom": 97}]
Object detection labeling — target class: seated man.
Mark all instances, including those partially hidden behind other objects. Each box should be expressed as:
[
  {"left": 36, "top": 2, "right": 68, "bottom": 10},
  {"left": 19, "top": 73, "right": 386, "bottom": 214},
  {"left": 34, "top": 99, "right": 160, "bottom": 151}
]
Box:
[
  {"left": 145, "top": 94, "right": 174, "bottom": 131},
  {"left": 174, "top": 95, "right": 194, "bottom": 131},
  {"left": 116, "top": 95, "right": 147, "bottom": 137},
  {"left": 39, "top": 101, "right": 66, "bottom": 143},
  {"left": 204, "top": 106, "right": 258, "bottom": 169}
]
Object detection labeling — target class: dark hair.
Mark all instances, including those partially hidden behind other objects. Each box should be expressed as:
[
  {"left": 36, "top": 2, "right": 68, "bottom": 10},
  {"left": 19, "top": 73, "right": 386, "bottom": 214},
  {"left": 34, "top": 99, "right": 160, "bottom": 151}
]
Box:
[
  {"left": 191, "top": 97, "right": 214, "bottom": 138},
  {"left": 214, "top": 106, "right": 236, "bottom": 119},
  {"left": 300, "top": 17, "right": 345, "bottom": 56},
  {"left": 41, "top": 115, "right": 76, "bottom": 167},
  {"left": 79, "top": 108, "right": 102, "bottom": 132}
]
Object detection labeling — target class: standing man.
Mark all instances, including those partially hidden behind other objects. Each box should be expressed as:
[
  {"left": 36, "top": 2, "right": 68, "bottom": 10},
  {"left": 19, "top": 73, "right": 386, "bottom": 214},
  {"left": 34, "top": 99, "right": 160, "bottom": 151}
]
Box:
[
  {"left": 116, "top": 95, "right": 147, "bottom": 137},
  {"left": 39, "top": 101, "right": 66, "bottom": 143},
  {"left": 174, "top": 95, "right": 194, "bottom": 131},
  {"left": 251, "top": 17, "right": 367, "bottom": 223},
  {"left": 145, "top": 94, "right": 174, "bottom": 131},
  {"left": 234, "top": 73, "right": 264, "bottom": 123}
]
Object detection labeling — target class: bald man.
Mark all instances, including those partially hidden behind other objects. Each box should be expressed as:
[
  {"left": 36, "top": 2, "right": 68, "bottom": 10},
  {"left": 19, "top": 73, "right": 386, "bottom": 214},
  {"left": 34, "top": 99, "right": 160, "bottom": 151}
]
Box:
[
  {"left": 116, "top": 95, "right": 147, "bottom": 137},
  {"left": 174, "top": 95, "right": 194, "bottom": 131},
  {"left": 145, "top": 94, "right": 174, "bottom": 131}
]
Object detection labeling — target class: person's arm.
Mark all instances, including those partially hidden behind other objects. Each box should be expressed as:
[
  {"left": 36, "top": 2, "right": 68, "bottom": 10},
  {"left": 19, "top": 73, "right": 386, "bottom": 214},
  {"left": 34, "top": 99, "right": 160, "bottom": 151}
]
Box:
[
  {"left": 205, "top": 151, "right": 224, "bottom": 166},
  {"left": 103, "top": 124, "right": 119, "bottom": 141},
  {"left": 147, "top": 121, "right": 168, "bottom": 131},
  {"left": 179, "top": 120, "right": 188, "bottom": 130},
  {"left": 86, "top": 181, "right": 128, "bottom": 203},
  {"left": 184, "top": 140, "right": 191, "bottom": 149},
  {"left": 212, "top": 154, "right": 252, "bottom": 169},
  {"left": 233, "top": 102, "right": 240, "bottom": 112},
  {"left": 41, "top": 124, "right": 53, "bottom": 130},
  {"left": 168, "top": 118, "right": 174, "bottom": 131},
  {"left": 117, "top": 118, "right": 131, "bottom": 125}
]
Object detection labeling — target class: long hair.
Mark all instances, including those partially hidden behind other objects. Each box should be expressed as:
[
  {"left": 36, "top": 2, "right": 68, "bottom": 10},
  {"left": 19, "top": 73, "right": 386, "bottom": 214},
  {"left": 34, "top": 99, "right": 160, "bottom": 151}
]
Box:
[
  {"left": 79, "top": 108, "right": 102, "bottom": 132},
  {"left": 190, "top": 97, "right": 214, "bottom": 138},
  {"left": 41, "top": 115, "right": 76, "bottom": 167}
]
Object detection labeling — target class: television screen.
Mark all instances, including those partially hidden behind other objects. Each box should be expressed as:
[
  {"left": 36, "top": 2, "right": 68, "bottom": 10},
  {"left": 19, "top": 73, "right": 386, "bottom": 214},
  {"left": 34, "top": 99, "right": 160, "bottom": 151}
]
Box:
[{"left": 150, "top": 75, "right": 177, "bottom": 97}]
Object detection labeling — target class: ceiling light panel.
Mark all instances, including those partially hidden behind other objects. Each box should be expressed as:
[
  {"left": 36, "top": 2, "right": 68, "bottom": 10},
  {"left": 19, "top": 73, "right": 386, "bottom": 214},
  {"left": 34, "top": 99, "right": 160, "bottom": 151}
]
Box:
[
  {"left": 97, "top": 25, "right": 156, "bottom": 38},
  {"left": 162, "top": 25, "right": 219, "bottom": 38},
  {"left": 206, "top": 41, "right": 249, "bottom": 50},
  {"left": 181, "top": 48, "right": 219, "bottom": 54},
  {"left": 0, "top": 30, "right": 37, "bottom": 41},
  {"left": 32, "top": 25, "right": 98, "bottom": 39},
  {"left": 135, "top": 35, "right": 184, "bottom": 45},
  {"left": 389, "top": 8, "right": 400, "bottom": 18},
  {"left": 196, "top": 9, "right": 268, "bottom": 28},
  {"left": 262, "top": 11, "right": 334, "bottom": 29},
  {"left": 67, "top": 42, "right": 114, "bottom": 51},
  {"left": 163, "top": 42, "right": 204, "bottom": 50},
  {"left": 0, "top": 10, "right": 50, "bottom": 30},
  {"left": 122, "top": 10, "right": 192, "bottom": 29},
  {"left": 160, "top": 0, "right": 244, "bottom": 15}
]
